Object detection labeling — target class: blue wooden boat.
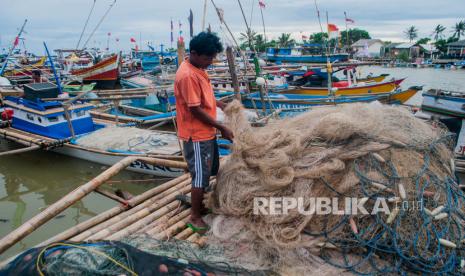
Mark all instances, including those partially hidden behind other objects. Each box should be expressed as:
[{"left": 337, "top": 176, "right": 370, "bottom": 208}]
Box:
[
  {"left": 421, "top": 89, "right": 465, "bottom": 118},
  {"left": 131, "top": 50, "right": 160, "bottom": 71},
  {"left": 242, "top": 86, "right": 421, "bottom": 111},
  {"left": 1, "top": 95, "right": 184, "bottom": 176},
  {"left": 266, "top": 45, "right": 349, "bottom": 63}
]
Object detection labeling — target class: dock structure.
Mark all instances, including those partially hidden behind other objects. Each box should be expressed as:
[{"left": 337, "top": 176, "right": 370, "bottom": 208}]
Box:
[{"left": 0, "top": 156, "right": 202, "bottom": 259}]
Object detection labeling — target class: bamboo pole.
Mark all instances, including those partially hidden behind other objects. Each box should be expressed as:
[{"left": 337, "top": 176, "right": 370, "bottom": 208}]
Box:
[
  {"left": 94, "top": 188, "right": 128, "bottom": 205},
  {"left": 39, "top": 174, "right": 190, "bottom": 246},
  {"left": 107, "top": 201, "right": 189, "bottom": 241},
  {"left": 87, "top": 185, "right": 190, "bottom": 241},
  {"left": 72, "top": 178, "right": 190, "bottom": 241},
  {"left": 174, "top": 227, "right": 194, "bottom": 240},
  {"left": 146, "top": 208, "right": 190, "bottom": 236},
  {"left": 226, "top": 46, "right": 241, "bottom": 100},
  {"left": 136, "top": 208, "right": 181, "bottom": 234},
  {"left": 0, "top": 157, "right": 187, "bottom": 254},
  {"left": 153, "top": 216, "right": 190, "bottom": 240},
  {"left": 109, "top": 206, "right": 190, "bottom": 240},
  {"left": 0, "top": 145, "right": 41, "bottom": 156}
]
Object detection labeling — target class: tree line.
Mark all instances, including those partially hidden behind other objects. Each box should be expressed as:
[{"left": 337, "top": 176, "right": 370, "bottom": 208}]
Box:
[{"left": 238, "top": 20, "right": 464, "bottom": 54}]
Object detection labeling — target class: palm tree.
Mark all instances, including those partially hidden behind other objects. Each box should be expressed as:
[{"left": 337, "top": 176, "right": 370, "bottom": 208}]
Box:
[
  {"left": 277, "top": 33, "right": 295, "bottom": 47},
  {"left": 452, "top": 20, "right": 465, "bottom": 40},
  {"left": 404, "top": 26, "right": 418, "bottom": 42},
  {"left": 432, "top": 24, "right": 446, "bottom": 41}
]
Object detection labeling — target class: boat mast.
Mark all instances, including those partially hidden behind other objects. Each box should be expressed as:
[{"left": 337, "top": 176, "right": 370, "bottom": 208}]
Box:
[
  {"left": 76, "top": 0, "right": 97, "bottom": 50},
  {"left": 0, "top": 19, "right": 28, "bottom": 76},
  {"left": 344, "top": 11, "right": 349, "bottom": 53},
  {"left": 314, "top": 1, "right": 332, "bottom": 96},
  {"left": 202, "top": 0, "right": 208, "bottom": 30}
]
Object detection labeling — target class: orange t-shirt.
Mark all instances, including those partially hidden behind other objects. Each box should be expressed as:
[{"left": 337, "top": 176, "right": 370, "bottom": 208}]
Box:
[{"left": 174, "top": 60, "right": 217, "bottom": 142}]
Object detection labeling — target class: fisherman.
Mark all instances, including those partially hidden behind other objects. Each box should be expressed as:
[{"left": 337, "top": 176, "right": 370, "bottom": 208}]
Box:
[{"left": 174, "top": 32, "right": 234, "bottom": 233}]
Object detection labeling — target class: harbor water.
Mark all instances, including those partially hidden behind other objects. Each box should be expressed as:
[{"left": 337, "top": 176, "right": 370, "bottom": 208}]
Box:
[{"left": 0, "top": 66, "right": 464, "bottom": 261}]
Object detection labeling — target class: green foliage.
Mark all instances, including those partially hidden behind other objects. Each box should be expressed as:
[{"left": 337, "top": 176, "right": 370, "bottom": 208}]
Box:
[
  {"left": 452, "top": 20, "right": 465, "bottom": 40},
  {"left": 309, "top": 32, "right": 328, "bottom": 44},
  {"left": 398, "top": 51, "right": 410, "bottom": 62},
  {"left": 277, "top": 33, "right": 296, "bottom": 47},
  {"left": 432, "top": 24, "right": 446, "bottom": 41},
  {"left": 404, "top": 26, "right": 419, "bottom": 42},
  {"left": 340, "top": 28, "right": 371, "bottom": 46},
  {"left": 416, "top": 38, "right": 431, "bottom": 45}
]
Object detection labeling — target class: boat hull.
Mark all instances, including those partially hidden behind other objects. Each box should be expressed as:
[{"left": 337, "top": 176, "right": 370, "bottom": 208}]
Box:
[
  {"left": 53, "top": 146, "right": 183, "bottom": 177},
  {"left": 0, "top": 127, "right": 184, "bottom": 177},
  {"left": 284, "top": 79, "right": 405, "bottom": 96},
  {"left": 421, "top": 93, "right": 465, "bottom": 118},
  {"left": 243, "top": 87, "right": 420, "bottom": 110},
  {"left": 71, "top": 55, "right": 119, "bottom": 89},
  {"left": 266, "top": 54, "right": 349, "bottom": 63}
]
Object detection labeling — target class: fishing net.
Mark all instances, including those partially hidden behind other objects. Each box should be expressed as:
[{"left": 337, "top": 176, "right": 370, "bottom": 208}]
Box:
[
  {"left": 207, "top": 100, "right": 465, "bottom": 275},
  {"left": 75, "top": 126, "right": 179, "bottom": 154},
  {"left": 1, "top": 239, "right": 273, "bottom": 276}
]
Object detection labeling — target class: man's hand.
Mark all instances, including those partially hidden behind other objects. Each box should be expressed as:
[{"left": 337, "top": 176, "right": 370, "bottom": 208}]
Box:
[
  {"left": 219, "top": 125, "right": 234, "bottom": 141},
  {"left": 216, "top": 100, "right": 226, "bottom": 111}
]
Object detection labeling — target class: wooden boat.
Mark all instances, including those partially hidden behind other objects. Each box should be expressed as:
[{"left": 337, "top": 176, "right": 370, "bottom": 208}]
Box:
[
  {"left": 421, "top": 89, "right": 465, "bottom": 118},
  {"left": 284, "top": 78, "right": 405, "bottom": 96},
  {"left": 71, "top": 54, "right": 119, "bottom": 89},
  {"left": 63, "top": 83, "right": 97, "bottom": 94},
  {"left": 243, "top": 86, "right": 421, "bottom": 111},
  {"left": 2, "top": 57, "right": 48, "bottom": 77},
  {"left": 1, "top": 94, "right": 184, "bottom": 177},
  {"left": 266, "top": 46, "right": 349, "bottom": 63}
]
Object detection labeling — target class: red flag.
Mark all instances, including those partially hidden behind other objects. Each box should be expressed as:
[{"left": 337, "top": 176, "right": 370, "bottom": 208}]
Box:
[
  {"left": 327, "top": 24, "right": 339, "bottom": 32},
  {"left": 259, "top": 0, "right": 265, "bottom": 8},
  {"left": 13, "top": 36, "right": 19, "bottom": 47},
  {"left": 130, "top": 37, "right": 136, "bottom": 43},
  {"left": 107, "top": 32, "right": 111, "bottom": 36},
  {"left": 346, "top": 18, "right": 355, "bottom": 24}
]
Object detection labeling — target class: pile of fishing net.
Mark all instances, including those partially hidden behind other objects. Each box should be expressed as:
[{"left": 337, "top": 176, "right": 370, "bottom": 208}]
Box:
[
  {"left": 75, "top": 126, "right": 179, "bottom": 154},
  {"left": 207, "top": 100, "right": 465, "bottom": 275},
  {"left": 1, "top": 239, "right": 273, "bottom": 275}
]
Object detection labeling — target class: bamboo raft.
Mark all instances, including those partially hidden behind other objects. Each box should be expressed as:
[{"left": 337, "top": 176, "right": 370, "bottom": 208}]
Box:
[{"left": 0, "top": 157, "right": 205, "bottom": 264}]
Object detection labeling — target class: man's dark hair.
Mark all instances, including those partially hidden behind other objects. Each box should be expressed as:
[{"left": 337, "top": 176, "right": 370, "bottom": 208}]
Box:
[{"left": 189, "top": 32, "right": 224, "bottom": 56}]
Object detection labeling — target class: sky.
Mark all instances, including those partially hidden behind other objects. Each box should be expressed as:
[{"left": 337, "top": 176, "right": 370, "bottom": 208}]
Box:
[{"left": 0, "top": 0, "right": 463, "bottom": 54}]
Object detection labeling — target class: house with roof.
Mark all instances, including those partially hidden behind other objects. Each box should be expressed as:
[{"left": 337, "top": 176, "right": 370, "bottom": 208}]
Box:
[
  {"left": 446, "top": 40, "right": 465, "bottom": 58},
  {"left": 382, "top": 42, "right": 420, "bottom": 59},
  {"left": 351, "top": 39, "right": 383, "bottom": 57}
]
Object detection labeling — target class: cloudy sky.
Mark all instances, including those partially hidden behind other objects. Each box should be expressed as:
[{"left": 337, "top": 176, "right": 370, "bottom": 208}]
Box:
[{"left": 1, "top": 0, "right": 463, "bottom": 54}]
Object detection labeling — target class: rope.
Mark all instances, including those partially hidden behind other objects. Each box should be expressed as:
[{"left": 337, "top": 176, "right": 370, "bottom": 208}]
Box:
[
  {"left": 76, "top": 0, "right": 97, "bottom": 50},
  {"left": 36, "top": 242, "right": 137, "bottom": 276},
  {"left": 82, "top": 0, "right": 117, "bottom": 50}
]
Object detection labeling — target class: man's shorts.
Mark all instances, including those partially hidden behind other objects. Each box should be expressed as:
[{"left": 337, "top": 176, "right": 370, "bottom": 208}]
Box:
[{"left": 183, "top": 138, "right": 219, "bottom": 189}]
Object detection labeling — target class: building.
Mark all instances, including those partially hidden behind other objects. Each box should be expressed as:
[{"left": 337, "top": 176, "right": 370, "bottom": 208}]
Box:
[
  {"left": 382, "top": 42, "right": 420, "bottom": 59},
  {"left": 446, "top": 40, "right": 465, "bottom": 58},
  {"left": 351, "top": 39, "right": 383, "bottom": 57}
]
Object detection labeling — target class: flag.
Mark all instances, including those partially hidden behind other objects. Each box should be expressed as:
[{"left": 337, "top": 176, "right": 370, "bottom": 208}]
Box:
[
  {"left": 327, "top": 23, "right": 339, "bottom": 39},
  {"left": 130, "top": 37, "right": 136, "bottom": 43},
  {"left": 115, "top": 38, "right": 119, "bottom": 42},
  {"left": 346, "top": 18, "right": 355, "bottom": 24},
  {"left": 13, "top": 36, "right": 19, "bottom": 47},
  {"left": 107, "top": 32, "right": 111, "bottom": 36},
  {"left": 188, "top": 9, "right": 194, "bottom": 38},
  {"left": 259, "top": 0, "right": 265, "bottom": 8}
]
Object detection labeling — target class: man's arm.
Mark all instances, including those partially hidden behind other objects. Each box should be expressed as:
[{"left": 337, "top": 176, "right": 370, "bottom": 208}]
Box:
[
  {"left": 189, "top": 106, "right": 234, "bottom": 141},
  {"left": 216, "top": 100, "right": 226, "bottom": 110}
]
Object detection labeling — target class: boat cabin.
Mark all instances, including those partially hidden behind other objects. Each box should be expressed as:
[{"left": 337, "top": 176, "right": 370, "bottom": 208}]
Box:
[{"left": 3, "top": 96, "right": 98, "bottom": 139}]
